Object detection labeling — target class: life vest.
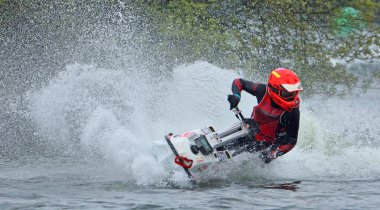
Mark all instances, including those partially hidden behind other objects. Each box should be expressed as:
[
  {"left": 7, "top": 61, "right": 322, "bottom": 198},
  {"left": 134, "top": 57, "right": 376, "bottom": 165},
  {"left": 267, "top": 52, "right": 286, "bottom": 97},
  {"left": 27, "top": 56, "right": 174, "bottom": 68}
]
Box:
[{"left": 252, "top": 92, "right": 285, "bottom": 143}]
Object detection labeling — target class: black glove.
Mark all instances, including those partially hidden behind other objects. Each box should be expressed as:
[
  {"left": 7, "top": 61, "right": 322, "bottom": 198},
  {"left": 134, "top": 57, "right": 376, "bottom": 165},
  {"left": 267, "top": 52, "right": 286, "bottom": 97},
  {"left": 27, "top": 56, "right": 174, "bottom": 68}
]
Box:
[{"left": 227, "top": 94, "right": 240, "bottom": 110}]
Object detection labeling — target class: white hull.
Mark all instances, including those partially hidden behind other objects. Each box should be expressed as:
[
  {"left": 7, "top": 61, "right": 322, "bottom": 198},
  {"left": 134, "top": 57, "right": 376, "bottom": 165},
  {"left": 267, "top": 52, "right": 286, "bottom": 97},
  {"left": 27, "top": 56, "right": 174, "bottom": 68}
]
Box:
[{"left": 152, "top": 110, "right": 257, "bottom": 182}]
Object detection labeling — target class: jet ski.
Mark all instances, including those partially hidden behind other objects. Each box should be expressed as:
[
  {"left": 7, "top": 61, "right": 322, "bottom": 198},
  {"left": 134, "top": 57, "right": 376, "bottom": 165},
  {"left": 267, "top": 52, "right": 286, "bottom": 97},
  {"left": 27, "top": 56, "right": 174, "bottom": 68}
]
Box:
[{"left": 152, "top": 108, "right": 258, "bottom": 184}]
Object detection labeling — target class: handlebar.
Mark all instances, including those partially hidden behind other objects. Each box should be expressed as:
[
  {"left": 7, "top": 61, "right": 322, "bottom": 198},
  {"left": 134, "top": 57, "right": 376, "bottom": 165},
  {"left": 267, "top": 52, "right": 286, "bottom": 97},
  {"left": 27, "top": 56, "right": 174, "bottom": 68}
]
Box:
[
  {"left": 231, "top": 107, "right": 245, "bottom": 121},
  {"left": 231, "top": 106, "right": 260, "bottom": 138}
]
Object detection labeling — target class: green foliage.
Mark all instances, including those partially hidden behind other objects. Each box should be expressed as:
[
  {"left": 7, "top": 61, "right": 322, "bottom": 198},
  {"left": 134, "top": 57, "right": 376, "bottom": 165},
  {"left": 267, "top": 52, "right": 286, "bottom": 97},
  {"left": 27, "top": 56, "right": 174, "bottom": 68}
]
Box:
[
  {"left": 335, "top": 7, "right": 364, "bottom": 37},
  {"left": 2, "top": 1, "right": 377, "bottom": 96},
  {"left": 132, "top": 0, "right": 379, "bottom": 96}
]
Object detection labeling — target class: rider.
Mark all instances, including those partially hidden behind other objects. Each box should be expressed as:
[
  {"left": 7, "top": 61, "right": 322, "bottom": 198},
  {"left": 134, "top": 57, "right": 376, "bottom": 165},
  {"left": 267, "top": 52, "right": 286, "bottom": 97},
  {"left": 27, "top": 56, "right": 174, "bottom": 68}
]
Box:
[{"left": 227, "top": 68, "right": 303, "bottom": 163}]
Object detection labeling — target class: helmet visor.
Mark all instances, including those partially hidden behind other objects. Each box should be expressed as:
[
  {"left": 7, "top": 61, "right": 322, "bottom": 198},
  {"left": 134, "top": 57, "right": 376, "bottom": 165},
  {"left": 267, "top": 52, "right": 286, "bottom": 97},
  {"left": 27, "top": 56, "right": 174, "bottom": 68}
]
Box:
[{"left": 281, "top": 82, "right": 303, "bottom": 92}]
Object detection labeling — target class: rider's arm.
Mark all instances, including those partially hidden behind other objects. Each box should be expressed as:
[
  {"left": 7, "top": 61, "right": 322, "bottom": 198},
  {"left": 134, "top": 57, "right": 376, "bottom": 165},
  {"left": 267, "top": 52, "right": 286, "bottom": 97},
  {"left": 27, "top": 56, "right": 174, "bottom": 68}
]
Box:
[
  {"left": 231, "top": 78, "right": 265, "bottom": 97},
  {"left": 260, "top": 108, "right": 300, "bottom": 163},
  {"left": 276, "top": 108, "right": 300, "bottom": 156}
]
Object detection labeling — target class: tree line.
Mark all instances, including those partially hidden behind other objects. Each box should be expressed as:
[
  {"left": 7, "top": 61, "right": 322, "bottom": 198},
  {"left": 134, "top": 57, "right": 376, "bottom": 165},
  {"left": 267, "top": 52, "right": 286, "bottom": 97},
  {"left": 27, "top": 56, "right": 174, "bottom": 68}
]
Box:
[
  {"left": 1, "top": 0, "right": 379, "bottom": 96},
  {"left": 131, "top": 0, "right": 379, "bottom": 96}
]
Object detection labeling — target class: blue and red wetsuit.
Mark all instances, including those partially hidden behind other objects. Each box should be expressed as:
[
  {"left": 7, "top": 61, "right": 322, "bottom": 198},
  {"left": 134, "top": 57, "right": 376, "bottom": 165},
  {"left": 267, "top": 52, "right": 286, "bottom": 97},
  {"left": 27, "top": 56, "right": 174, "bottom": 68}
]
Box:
[{"left": 230, "top": 78, "right": 300, "bottom": 161}]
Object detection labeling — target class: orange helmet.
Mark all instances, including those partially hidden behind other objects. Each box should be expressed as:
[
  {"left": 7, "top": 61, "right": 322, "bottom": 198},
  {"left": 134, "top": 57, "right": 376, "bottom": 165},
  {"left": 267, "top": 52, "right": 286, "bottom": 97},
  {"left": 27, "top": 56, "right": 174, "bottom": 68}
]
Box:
[{"left": 267, "top": 68, "right": 303, "bottom": 112}]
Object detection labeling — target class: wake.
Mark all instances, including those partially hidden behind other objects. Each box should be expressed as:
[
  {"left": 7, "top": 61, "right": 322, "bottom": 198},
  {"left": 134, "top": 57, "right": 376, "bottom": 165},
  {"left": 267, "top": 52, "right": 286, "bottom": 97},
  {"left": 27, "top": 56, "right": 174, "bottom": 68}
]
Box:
[{"left": 26, "top": 62, "right": 380, "bottom": 186}]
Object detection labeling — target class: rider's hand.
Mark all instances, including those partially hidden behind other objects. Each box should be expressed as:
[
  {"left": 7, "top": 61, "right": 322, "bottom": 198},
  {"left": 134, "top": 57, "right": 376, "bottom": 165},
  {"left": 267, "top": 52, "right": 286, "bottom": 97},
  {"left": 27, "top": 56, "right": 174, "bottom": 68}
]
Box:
[{"left": 227, "top": 94, "right": 240, "bottom": 110}]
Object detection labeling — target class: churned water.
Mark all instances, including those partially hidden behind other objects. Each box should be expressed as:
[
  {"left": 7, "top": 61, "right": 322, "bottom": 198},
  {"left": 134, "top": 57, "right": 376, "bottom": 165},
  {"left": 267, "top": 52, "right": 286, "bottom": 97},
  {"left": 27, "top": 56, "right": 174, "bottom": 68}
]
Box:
[{"left": 1, "top": 62, "right": 379, "bottom": 209}]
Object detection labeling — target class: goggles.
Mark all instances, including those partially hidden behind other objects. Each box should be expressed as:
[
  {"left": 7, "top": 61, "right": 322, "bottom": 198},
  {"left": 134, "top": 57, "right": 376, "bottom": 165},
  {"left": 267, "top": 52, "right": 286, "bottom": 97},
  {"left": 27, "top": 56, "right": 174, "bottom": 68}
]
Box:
[{"left": 280, "top": 89, "right": 298, "bottom": 101}]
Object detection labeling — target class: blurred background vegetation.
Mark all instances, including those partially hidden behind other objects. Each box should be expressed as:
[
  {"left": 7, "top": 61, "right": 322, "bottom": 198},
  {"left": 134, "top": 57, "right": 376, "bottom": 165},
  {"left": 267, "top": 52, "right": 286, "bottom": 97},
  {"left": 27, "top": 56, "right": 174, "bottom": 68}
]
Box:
[
  {"left": 131, "top": 0, "right": 380, "bottom": 96},
  {"left": 1, "top": 0, "right": 379, "bottom": 97}
]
